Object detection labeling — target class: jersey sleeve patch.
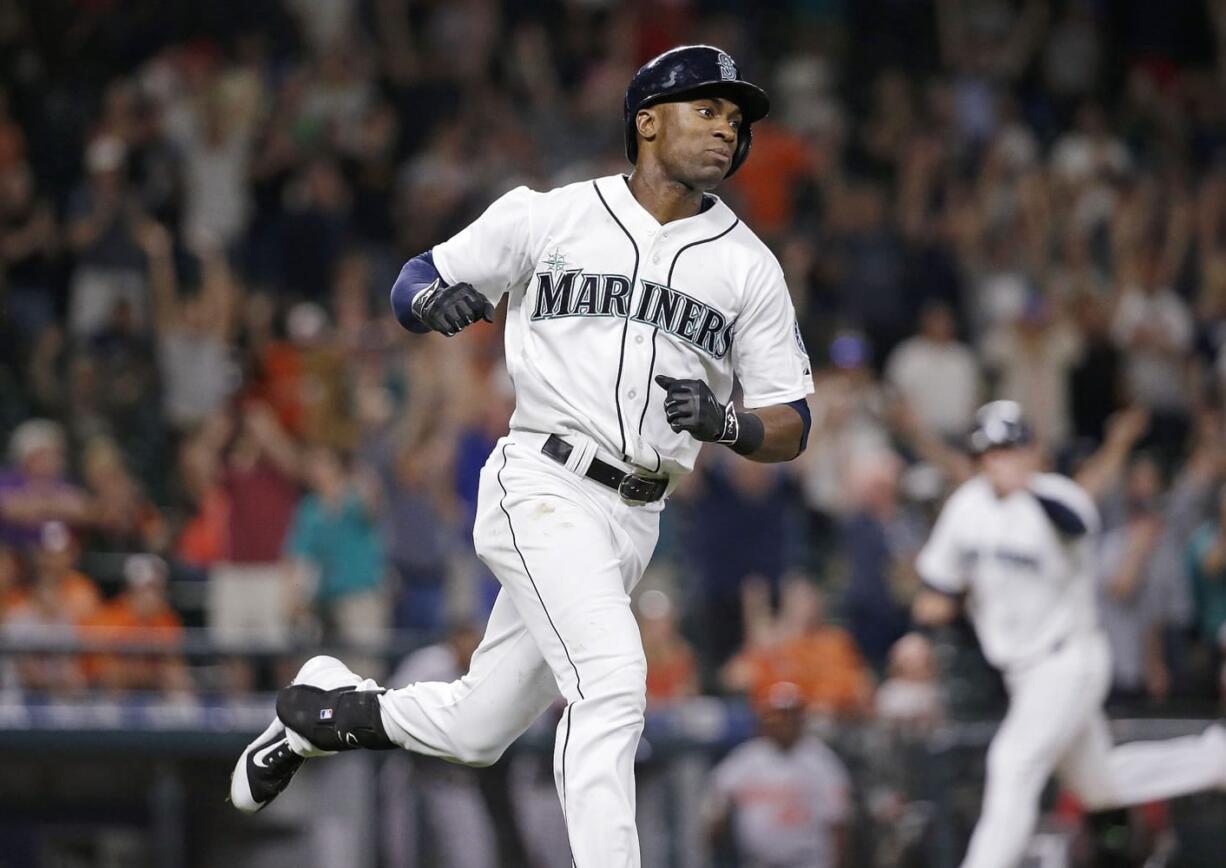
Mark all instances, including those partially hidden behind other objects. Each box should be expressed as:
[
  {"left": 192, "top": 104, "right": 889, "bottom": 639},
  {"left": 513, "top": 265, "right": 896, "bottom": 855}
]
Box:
[{"left": 732, "top": 259, "right": 815, "bottom": 408}]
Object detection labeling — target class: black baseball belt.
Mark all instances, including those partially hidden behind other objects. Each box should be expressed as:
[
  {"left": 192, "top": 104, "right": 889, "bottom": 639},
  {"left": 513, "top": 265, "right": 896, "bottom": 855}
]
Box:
[{"left": 541, "top": 434, "right": 668, "bottom": 505}]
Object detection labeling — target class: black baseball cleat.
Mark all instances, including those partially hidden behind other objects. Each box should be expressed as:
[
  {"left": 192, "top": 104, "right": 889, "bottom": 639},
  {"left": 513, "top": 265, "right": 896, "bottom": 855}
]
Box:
[
  {"left": 230, "top": 656, "right": 391, "bottom": 814},
  {"left": 229, "top": 719, "right": 306, "bottom": 814}
]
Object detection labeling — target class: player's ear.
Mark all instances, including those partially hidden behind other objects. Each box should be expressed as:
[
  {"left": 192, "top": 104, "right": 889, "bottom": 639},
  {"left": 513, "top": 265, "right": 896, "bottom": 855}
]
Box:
[{"left": 635, "top": 107, "right": 659, "bottom": 145}]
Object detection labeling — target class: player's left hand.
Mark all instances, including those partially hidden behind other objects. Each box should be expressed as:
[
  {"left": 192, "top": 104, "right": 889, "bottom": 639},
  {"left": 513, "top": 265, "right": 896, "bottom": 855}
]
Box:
[
  {"left": 412, "top": 280, "right": 495, "bottom": 337},
  {"left": 654, "top": 375, "right": 733, "bottom": 442}
]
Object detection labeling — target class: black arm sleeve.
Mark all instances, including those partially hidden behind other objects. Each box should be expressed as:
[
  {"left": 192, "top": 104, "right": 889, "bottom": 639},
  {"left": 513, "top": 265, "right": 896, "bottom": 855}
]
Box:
[{"left": 1031, "top": 492, "right": 1088, "bottom": 537}]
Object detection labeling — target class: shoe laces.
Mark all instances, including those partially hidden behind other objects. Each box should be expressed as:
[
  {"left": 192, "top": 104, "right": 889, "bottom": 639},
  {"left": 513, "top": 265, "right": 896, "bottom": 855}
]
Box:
[{"left": 266, "top": 740, "right": 303, "bottom": 779}]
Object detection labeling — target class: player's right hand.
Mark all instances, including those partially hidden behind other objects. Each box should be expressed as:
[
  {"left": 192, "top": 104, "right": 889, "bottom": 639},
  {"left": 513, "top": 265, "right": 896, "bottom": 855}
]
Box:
[{"left": 411, "top": 280, "right": 495, "bottom": 336}]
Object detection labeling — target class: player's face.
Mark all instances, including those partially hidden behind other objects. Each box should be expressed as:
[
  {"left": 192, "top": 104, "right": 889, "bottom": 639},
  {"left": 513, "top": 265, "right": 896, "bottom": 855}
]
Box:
[
  {"left": 980, "top": 445, "right": 1040, "bottom": 497},
  {"left": 647, "top": 97, "right": 742, "bottom": 190},
  {"left": 760, "top": 706, "right": 805, "bottom": 748}
]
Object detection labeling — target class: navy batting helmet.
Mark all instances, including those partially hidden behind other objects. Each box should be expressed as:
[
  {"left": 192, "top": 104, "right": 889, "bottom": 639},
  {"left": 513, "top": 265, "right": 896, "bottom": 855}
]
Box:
[
  {"left": 624, "top": 45, "right": 770, "bottom": 178},
  {"left": 968, "top": 401, "right": 1033, "bottom": 455}
]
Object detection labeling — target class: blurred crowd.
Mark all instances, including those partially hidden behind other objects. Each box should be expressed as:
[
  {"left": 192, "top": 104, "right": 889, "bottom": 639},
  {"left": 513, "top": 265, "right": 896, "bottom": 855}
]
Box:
[{"left": 1, "top": 0, "right": 1226, "bottom": 748}]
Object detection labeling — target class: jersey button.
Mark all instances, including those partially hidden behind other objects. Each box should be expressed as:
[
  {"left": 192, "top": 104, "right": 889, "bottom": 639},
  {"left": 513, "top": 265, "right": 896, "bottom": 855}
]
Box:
[
  {"left": 651, "top": 253, "right": 661, "bottom": 264},
  {"left": 628, "top": 389, "right": 637, "bottom": 399},
  {"left": 635, "top": 335, "right": 644, "bottom": 344}
]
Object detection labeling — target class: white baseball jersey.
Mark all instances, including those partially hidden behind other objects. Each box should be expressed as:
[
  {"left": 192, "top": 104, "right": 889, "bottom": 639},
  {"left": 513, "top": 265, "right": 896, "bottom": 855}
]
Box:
[
  {"left": 431, "top": 174, "right": 814, "bottom": 478},
  {"left": 705, "top": 735, "right": 850, "bottom": 868},
  {"left": 916, "top": 473, "right": 1101, "bottom": 670}
]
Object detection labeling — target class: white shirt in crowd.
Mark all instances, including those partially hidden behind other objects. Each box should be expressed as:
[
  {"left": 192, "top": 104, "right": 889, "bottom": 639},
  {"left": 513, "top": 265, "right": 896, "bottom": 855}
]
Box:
[
  {"left": 981, "top": 320, "right": 1081, "bottom": 445},
  {"left": 885, "top": 335, "right": 980, "bottom": 438},
  {"left": 705, "top": 735, "right": 850, "bottom": 868},
  {"left": 1111, "top": 286, "right": 1193, "bottom": 411}
]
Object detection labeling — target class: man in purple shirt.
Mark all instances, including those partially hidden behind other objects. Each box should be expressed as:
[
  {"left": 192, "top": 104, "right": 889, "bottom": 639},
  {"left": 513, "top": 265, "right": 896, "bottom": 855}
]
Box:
[{"left": 0, "top": 420, "right": 91, "bottom": 549}]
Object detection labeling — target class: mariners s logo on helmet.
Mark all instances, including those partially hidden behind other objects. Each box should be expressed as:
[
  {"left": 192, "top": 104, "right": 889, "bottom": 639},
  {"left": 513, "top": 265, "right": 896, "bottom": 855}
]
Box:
[{"left": 717, "top": 51, "right": 737, "bottom": 81}]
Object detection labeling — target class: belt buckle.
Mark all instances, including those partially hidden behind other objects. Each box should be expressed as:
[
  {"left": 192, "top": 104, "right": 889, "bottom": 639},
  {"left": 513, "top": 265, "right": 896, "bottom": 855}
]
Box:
[{"left": 617, "top": 474, "right": 658, "bottom": 506}]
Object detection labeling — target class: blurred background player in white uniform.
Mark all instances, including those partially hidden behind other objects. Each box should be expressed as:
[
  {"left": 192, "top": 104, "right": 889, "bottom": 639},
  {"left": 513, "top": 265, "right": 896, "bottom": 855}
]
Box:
[
  {"left": 912, "top": 400, "right": 1226, "bottom": 868},
  {"left": 704, "top": 681, "right": 850, "bottom": 868}
]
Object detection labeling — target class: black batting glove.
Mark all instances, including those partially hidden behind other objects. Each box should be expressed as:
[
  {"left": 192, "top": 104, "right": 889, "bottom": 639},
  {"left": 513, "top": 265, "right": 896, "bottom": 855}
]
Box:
[
  {"left": 654, "top": 375, "right": 736, "bottom": 443},
  {"left": 411, "top": 280, "right": 495, "bottom": 336}
]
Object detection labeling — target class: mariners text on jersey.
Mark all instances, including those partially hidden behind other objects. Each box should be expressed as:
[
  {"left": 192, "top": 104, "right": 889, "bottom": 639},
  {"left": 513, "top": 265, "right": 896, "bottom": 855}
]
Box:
[{"left": 531, "top": 269, "right": 735, "bottom": 359}]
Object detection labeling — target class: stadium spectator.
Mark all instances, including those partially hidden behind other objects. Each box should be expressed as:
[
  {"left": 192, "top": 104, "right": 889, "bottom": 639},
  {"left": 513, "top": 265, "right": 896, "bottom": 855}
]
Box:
[
  {"left": 637, "top": 589, "right": 698, "bottom": 705},
  {"left": 1, "top": 522, "right": 100, "bottom": 695},
  {"left": 0, "top": 158, "right": 57, "bottom": 337},
  {"left": 840, "top": 450, "right": 925, "bottom": 672},
  {"left": 981, "top": 294, "right": 1082, "bottom": 447},
  {"left": 206, "top": 402, "right": 301, "bottom": 650},
  {"left": 1068, "top": 289, "right": 1125, "bottom": 442},
  {"left": 284, "top": 445, "right": 387, "bottom": 665},
  {"left": 1111, "top": 244, "right": 1195, "bottom": 453},
  {"left": 829, "top": 181, "right": 911, "bottom": 360},
  {"left": 0, "top": 420, "right": 91, "bottom": 549},
  {"left": 140, "top": 219, "right": 238, "bottom": 432},
  {"left": 682, "top": 453, "right": 794, "bottom": 667},
  {"left": 80, "top": 436, "right": 166, "bottom": 554},
  {"left": 15, "top": 522, "right": 101, "bottom": 624},
  {"left": 876, "top": 633, "right": 943, "bottom": 730},
  {"left": 65, "top": 134, "right": 149, "bottom": 338},
  {"left": 1186, "top": 485, "right": 1226, "bottom": 693},
  {"left": 725, "top": 119, "right": 818, "bottom": 237},
  {"left": 0, "top": 543, "right": 19, "bottom": 616},
  {"left": 171, "top": 87, "right": 254, "bottom": 253},
  {"left": 1096, "top": 437, "right": 1219, "bottom": 704},
  {"left": 79, "top": 554, "right": 190, "bottom": 695},
  {"left": 223, "top": 402, "right": 302, "bottom": 561},
  {"left": 884, "top": 300, "right": 981, "bottom": 440},
  {"left": 795, "top": 332, "right": 892, "bottom": 579},
  {"left": 1097, "top": 486, "right": 1169, "bottom": 704},
  {"left": 704, "top": 682, "right": 851, "bottom": 868},
  {"left": 172, "top": 427, "right": 231, "bottom": 570},
  {"left": 378, "top": 436, "right": 457, "bottom": 635},
  {"left": 723, "top": 577, "right": 872, "bottom": 720}
]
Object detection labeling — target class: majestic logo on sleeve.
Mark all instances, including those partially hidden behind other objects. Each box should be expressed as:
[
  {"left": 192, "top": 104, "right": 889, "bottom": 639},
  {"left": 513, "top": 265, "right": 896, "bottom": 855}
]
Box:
[
  {"left": 531, "top": 266, "right": 734, "bottom": 359},
  {"left": 794, "top": 319, "right": 811, "bottom": 376}
]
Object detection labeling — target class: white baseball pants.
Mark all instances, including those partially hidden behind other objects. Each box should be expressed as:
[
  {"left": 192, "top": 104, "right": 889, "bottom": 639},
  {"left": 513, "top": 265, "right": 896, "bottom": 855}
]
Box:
[
  {"left": 376, "top": 434, "right": 660, "bottom": 868},
  {"left": 961, "top": 631, "right": 1226, "bottom": 868}
]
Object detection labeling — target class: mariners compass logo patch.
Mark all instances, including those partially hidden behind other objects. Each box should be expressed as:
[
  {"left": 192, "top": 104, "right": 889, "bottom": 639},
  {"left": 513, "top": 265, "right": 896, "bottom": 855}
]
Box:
[
  {"left": 543, "top": 249, "right": 568, "bottom": 277},
  {"left": 717, "top": 51, "right": 737, "bottom": 81}
]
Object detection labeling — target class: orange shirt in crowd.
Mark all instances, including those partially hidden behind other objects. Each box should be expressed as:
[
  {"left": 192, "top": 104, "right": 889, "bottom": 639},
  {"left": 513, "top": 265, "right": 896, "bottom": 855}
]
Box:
[
  {"left": 175, "top": 485, "right": 231, "bottom": 567},
  {"left": 727, "top": 123, "right": 816, "bottom": 237},
  {"left": 78, "top": 595, "right": 185, "bottom": 691},
  {"left": 4, "top": 570, "right": 102, "bottom": 623},
  {"left": 645, "top": 641, "right": 698, "bottom": 703},
  {"left": 731, "top": 627, "right": 873, "bottom": 718},
  {"left": 253, "top": 341, "right": 305, "bottom": 435},
  {"left": 0, "top": 587, "right": 23, "bottom": 617}
]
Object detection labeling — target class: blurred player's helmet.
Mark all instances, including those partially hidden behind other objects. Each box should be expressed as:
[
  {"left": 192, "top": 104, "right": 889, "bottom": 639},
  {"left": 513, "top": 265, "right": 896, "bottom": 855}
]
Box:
[
  {"left": 624, "top": 45, "right": 770, "bottom": 178},
  {"left": 968, "top": 400, "right": 1033, "bottom": 455}
]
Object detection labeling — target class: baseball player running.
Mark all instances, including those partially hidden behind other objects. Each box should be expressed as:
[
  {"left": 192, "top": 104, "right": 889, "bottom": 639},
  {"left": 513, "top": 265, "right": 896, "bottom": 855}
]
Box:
[
  {"left": 912, "top": 400, "right": 1226, "bottom": 868},
  {"left": 230, "top": 45, "right": 814, "bottom": 867}
]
